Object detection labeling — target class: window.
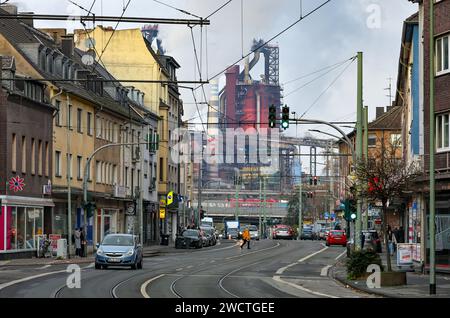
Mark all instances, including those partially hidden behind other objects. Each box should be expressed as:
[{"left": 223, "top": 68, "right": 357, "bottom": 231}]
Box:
[
  {"left": 113, "top": 165, "right": 117, "bottom": 185},
  {"left": 12, "top": 134, "right": 17, "bottom": 172},
  {"left": 55, "top": 151, "right": 61, "bottom": 177},
  {"left": 86, "top": 158, "right": 91, "bottom": 181},
  {"left": 368, "top": 134, "right": 377, "bottom": 147},
  {"left": 87, "top": 112, "right": 93, "bottom": 136},
  {"left": 77, "top": 108, "right": 82, "bottom": 133},
  {"left": 31, "top": 138, "right": 35, "bottom": 175},
  {"left": 436, "top": 34, "right": 449, "bottom": 75},
  {"left": 77, "top": 156, "right": 82, "bottom": 180},
  {"left": 68, "top": 154, "right": 73, "bottom": 179},
  {"left": 55, "top": 100, "right": 61, "bottom": 126},
  {"left": 437, "top": 113, "right": 450, "bottom": 151},
  {"left": 68, "top": 104, "right": 73, "bottom": 129},
  {"left": 96, "top": 116, "right": 102, "bottom": 138},
  {"left": 390, "top": 134, "right": 402, "bottom": 148},
  {"left": 159, "top": 157, "right": 163, "bottom": 181},
  {"left": 45, "top": 142, "right": 49, "bottom": 177},
  {"left": 125, "top": 167, "right": 129, "bottom": 188},
  {"left": 96, "top": 161, "right": 101, "bottom": 183},
  {"left": 21, "top": 136, "right": 26, "bottom": 173},
  {"left": 38, "top": 140, "right": 43, "bottom": 176}
]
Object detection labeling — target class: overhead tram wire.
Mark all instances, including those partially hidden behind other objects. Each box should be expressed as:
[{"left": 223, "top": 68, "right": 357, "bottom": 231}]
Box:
[
  {"left": 283, "top": 60, "right": 354, "bottom": 98},
  {"left": 92, "top": 0, "right": 132, "bottom": 74},
  {"left": 152, "top": 0, "right": 202, "bottom": 19},
  {"left": 193, "top": 0, "right": 333, "bottom": 91},
  {"left": 206, "top": 0, "right": 233, "bottom": 19},
  {"left": 298, "top": 56, "right": 356, "bottom": 119}
]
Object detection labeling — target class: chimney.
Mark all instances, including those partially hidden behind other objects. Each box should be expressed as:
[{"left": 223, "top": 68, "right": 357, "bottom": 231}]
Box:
[
  {"left": 19, "top": 12, "right": 34, "bottom": 28},
  {"left": 1, "top": 4, "right": 18, "bottom": 15},
  {"left": 376, "top": 107, "right": 385, "bottom": 119},
  {"left": 61, "top": 35, "right": 74, "bottom": 57}
]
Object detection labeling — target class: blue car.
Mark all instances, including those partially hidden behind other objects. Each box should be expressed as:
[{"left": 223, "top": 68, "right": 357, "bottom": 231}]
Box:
[{"left": 95, "top": 234, "right": 143, "bottom": 270}]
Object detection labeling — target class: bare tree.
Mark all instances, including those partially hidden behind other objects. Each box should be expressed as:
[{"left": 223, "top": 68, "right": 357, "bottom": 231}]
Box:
[{"left": 354, "top": 138, "right": 421, "bottom": 272}]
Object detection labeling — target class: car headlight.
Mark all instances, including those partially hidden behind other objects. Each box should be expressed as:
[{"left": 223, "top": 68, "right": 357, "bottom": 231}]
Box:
[
  {"left": 97, "top": 248, "right": 104, "bottom": 255},
  {"left": 126, "top": 249, "right": 134, "bottom": 256}
]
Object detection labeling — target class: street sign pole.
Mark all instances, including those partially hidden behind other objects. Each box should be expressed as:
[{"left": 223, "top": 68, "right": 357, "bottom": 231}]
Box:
[{"left": 355, "top": 51, "right": 363, "bottom": 250}]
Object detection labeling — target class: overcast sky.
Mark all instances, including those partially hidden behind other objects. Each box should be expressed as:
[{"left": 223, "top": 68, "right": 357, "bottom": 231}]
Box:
[{"left": 15, "top": 0, "right": 417, "bottom": 144}]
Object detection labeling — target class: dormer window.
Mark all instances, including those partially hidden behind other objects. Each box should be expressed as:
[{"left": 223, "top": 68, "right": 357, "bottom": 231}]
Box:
[
  {"left": 39, "top": 50, "right": 46, "bottom": 70},
  {"left": 46, "top": 54, "right": 53, "bottom": 73}
]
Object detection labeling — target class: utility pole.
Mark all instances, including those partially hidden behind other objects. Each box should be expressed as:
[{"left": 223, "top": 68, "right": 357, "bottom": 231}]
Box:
[
  {"left": 197, "top": 139, "right": 204, "bottom": 228},
  {"left": 429, "top": 0, "right": 436, "bottom": 296},
  {"left": 355, "top": 51, "right": 363, "bottom": 250},
  {"left": 234, "top": 169, "right": 240, "bottom": 222},
  {"left": 263, "top": 177, "right": 267, "bottom": 238},
  {"left": 298, "top": 161, "right": 303, "bottom": 239},
  {"left": 363, "top": 106, "right": 369, "bottom": 231},
  {"left": 259, "top": 176, "right": 262, "bottom": 239}
]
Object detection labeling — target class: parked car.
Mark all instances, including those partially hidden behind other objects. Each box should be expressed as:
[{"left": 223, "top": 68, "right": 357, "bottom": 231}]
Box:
[
  {"left": 95, "top": 234, "right": 143, "bottom": 270},
  {"left": 273, "top": 225, "right": 294, "bottom": 240},
  {"left": 199, "top": 230, "right": 209, "bottom": 247},
  {"left": 175, "top": 229, "right": 203, "bottom": 249},
  {"left": 318, "top": 228, "right": 328, "bottom": 240},
  {"left": 300, "top": 227, "right": 314, "bottom": 240},
  {"left": 362, "top": 230, "right": 382, "bottom": 253},
  {"left": 201, "top": 227, "right": 217, "bottom": 246},
  {"left": 248, "top": 225, "right": 259, "bottom": 240},
  {"left": 326, "top": 230, "right": 347, "bottom": 247}
]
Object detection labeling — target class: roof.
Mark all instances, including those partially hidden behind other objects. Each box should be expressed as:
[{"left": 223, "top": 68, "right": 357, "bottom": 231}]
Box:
[
  {"left": 0, "top": 8, "right": 145, "bottom": 123},
  {"left": 368, "top": 106, "right": 402, "bottom": 130}
]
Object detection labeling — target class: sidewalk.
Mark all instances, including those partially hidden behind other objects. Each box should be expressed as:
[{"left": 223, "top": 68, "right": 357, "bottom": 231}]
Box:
[{"left": 331, "top": 254, "right": 450, "bottom": 298}]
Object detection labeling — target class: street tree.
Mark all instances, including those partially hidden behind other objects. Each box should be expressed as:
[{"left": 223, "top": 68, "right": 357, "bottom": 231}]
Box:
[{"left": 354, "top": 139, "right": 421, "bottom": 271}]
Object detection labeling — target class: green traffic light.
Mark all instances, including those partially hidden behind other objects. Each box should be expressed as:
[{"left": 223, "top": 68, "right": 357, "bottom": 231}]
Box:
[
  {"left": 281, "top": 121, "right": 289, "bottom": 129},
  {"left": 351, "top": 213, "right": 357, "bottom": 220}
]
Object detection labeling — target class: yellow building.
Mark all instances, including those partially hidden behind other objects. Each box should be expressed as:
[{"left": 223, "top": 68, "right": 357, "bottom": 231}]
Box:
[{"left": 75, "top": 26, "right": 183, "bottom": 240}]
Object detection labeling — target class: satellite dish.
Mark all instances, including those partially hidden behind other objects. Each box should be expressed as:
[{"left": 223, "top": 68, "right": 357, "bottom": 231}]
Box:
[{"left": 81, "top": 54, "right": 95, "bottom": 66}]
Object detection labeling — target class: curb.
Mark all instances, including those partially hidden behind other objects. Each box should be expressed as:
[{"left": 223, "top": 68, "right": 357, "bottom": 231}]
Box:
[
  {"left": 0, "top": 259, "right": 95, "bottom": 267},
  {"left": 329, "top": 262, "right": 394, "bottom": 298}
]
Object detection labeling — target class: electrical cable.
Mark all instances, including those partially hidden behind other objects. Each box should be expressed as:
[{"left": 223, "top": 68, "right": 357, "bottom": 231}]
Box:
[
  {"left": 299, "top": 56, "right": 356, "bottom": 119},
  {"left": 152, "top": 0, "right": 202, "bottom": 19},
  {"left": 194, "top": 0, "right": 333, "bottom": 91}
]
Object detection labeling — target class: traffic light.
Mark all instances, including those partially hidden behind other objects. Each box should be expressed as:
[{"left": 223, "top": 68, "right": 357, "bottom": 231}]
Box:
[
  {"left": 313, "top": 176, "right": 318, "bottom": 186},
  {"left": 268, "top": 104, "right": 277, "bottom": 128},
  {"left": 309, "top": 177, "right": 313, "bottom": 185},
  {"left": 281, "top": 105, "right": 290, "bottom": 130},
  {"left": 200, "top": 209, "right": 205, "bottom": 220},
  {"left": 344, "top": 199, "right": 357, "bottom": 222}
]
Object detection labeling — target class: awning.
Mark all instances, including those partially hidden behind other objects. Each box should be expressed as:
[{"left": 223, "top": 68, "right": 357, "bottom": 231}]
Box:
[{"left": 0, "top": 195, "right": 55, "bottom": 207}]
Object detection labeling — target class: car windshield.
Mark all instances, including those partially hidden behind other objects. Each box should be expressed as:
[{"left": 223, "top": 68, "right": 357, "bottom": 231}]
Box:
[
  {"left": 102, "top": 235, "right": 134, "bottom": 246},
  {"left": 183, "top": 230, "right": 199, "bottom": 237},
  {"left": 331, "top": 231, "right": 344, "bottom": 236},
  {"left": 249, "top": 225, "right": 258, "bottom": 231}
]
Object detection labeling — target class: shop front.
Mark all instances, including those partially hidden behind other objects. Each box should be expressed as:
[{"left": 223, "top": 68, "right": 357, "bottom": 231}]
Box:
[{"left": 0, "top": 196, "right": 54, "bottom": 258}]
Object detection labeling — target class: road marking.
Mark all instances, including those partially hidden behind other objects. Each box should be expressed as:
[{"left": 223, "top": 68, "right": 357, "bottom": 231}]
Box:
[
  {"left": 140, "top": 274, "right": 165, "bottom": 298},
  {"left": 273, "top": 275, "right": 337, "bottom": 298},
  {"left": 226, "top": 243, "right": 280, "bottom": 260},
  {"left": 210, "top": 260, "right": 216, "bottom": 263},
  {"left": 38, "top": 265, "right": 51, "bottom": 270},
  {"left": 187, "top": 265, "right": 193, "bottom": 269},
  {"left": 320, "top": 265, "right": 332, "bottom": 277},
  {"left": 176, "top": 268, "right": 183, "bottom": 271},
  {"left": 0, "top": 261, "right": 10, "bottom": 266},
  {"left": 84, "top": 262, "right": 95, "bottom": 269},
  {"left": 0, "top": 270, "right": 66, "bottom": 291},
  {"left": 335, "top": 250, "right": 347, "bottom": 260},
  {"left": 298, "top": 246, "right": 329, "bottom": 263}
]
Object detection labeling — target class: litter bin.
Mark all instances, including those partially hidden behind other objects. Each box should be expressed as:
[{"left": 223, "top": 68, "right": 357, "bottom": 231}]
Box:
[{"left": 160, "top": 234, "right": 169, "bottom": 246}]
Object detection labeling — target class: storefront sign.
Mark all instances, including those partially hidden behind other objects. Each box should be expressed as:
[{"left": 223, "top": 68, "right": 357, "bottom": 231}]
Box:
[
  {"left": 43, "top": 180, "right": 52, "bottom": 195},
  {"left": 159, "top": 208, "right": 166, "bottom": 219},
  {"left": 160, "top": 199, "right": 166, "bottom": 207},
  {"left": 397, "top": 243, "right": 414, "bottom": 267}
]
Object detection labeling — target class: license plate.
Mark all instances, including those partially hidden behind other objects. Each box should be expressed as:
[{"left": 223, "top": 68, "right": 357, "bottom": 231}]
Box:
[{"left": 108, "top": 258, "right": 121, "bottom": 263}]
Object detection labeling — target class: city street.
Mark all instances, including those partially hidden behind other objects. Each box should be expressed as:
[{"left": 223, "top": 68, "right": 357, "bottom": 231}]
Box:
[{"left": 0, "top": 240, "right": 371, "bottom": 298}]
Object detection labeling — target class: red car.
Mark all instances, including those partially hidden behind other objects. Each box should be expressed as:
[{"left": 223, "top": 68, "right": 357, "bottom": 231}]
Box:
[{"left": 326, "top": 230, "right": 347, "bottom": 247}]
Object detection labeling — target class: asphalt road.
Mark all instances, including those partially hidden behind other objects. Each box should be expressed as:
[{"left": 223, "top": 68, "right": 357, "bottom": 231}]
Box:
[{"left": 0, "top": 239, "right": 372, "bottom": 298}]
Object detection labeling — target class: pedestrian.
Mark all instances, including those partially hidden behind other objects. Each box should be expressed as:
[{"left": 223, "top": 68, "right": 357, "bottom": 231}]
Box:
[
  {"left": 80, "top": 228, "right": 86, "bottom": 257},
  {"left": 240, "top": 227, "right": 251, "bottom": 249},
  {"left": 74, "top": 228, "right": 81, "bottom": 257}
]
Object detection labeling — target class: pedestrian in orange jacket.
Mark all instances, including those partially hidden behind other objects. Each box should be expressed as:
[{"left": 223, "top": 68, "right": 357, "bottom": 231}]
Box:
[{"left": 240, "top": 228, "right": 251, "bottom": 249}]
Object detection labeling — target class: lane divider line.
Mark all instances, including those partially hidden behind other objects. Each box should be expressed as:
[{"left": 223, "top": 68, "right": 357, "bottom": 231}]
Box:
[
  {"left": 226, "top": 242, "right": 281, "bottom": 260},
  {"left": 0, "top": 270, "right": 66, "bottom": 291},
  {"left": 335, "top": 250, "right": 347, "bottom": 260},
  {"left": 273, "top": 275, "right": 337, "bottom": 298},
  {"left": 140, "top": 274, "right": 166, "bottom": 298},
  {"left": 320, "top": 265, "right": 332, "bottom": 277}
]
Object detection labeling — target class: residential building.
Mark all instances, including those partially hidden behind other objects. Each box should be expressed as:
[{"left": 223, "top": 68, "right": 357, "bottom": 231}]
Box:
[{"left": 0, "top": 55, "right": 54, "bottom": 258}]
